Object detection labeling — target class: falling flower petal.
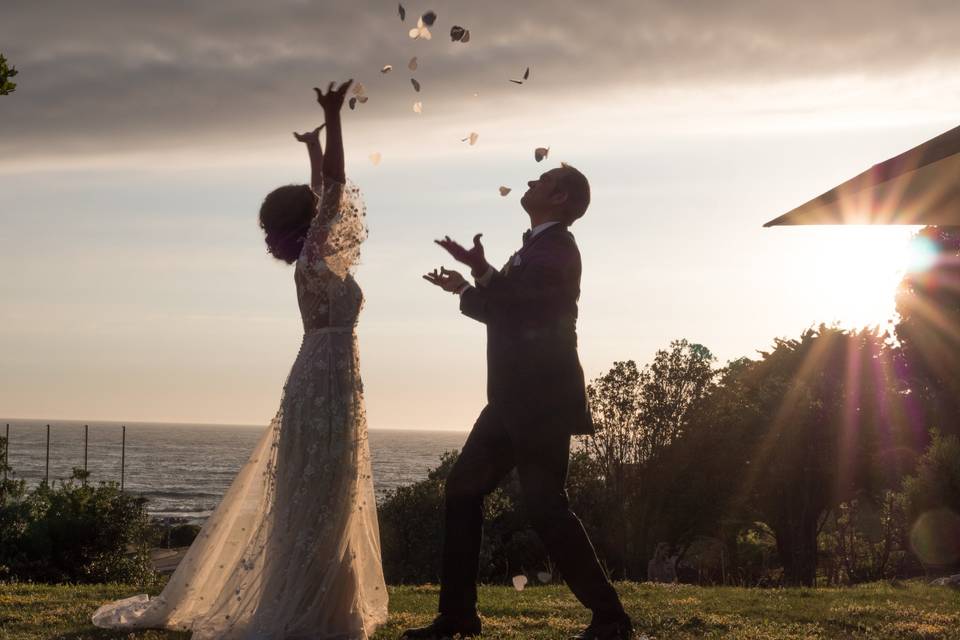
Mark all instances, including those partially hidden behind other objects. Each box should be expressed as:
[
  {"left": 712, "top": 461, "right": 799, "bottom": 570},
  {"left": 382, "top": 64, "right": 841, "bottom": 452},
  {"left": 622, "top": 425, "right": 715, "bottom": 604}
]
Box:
[
  {"left": 411, "top": 78, "right": 421, "bottom": 92},
  {"left": 413, "top": 101, "right": 423, "bottom": 113},
  {"left": 408, "top": 57, "right": 418, "bottom": 71},
  {"left": 462, "top": 29, "right": 471, "bottom": 43},
  {"left": 369, "top": 152, "right": 382, "bottom": 166},
  {"left": 381, "top": 64, "right": 393, "bottom": 73},
  {"left": 398, "top": 3, "right": 405, "bottom": 21},
  {"left": 421, "top": 10, "right": 437, "bottom": 26},
  {"left": 535, "top": 146, "right": 550, "bottom": 162},
  {"left": 461, "top": 132, "right": 479, "bottom": 145},
  {"left": 512, "top": 575, "right": 528, "bottom": 591},
  {"left": 450, "top": 25, "right": 466, "bottom": 41},
  {"left": 357, "top": 95, "right": 369, "bottom": 104},
  {"left": 409, "top": 18, "right": 432, "bottom": 39},
  {"left": 352, "top": 82, "right": 366, "bottom": 96},
  {"left": 510, "top": 67, "right": 530, "bottom": 84},
  {"left": 537, "top": 571, "right": 552, "bottom": 583},
  {"left": 499, "top": 186, "right": 512, "bottom": 196},
  {"left": 349, "top": 97, "right": 357, "bottom": 110}
]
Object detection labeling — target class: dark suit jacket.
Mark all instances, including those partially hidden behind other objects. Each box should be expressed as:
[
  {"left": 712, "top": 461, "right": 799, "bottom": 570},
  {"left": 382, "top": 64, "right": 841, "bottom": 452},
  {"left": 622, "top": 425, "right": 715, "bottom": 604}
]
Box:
[{"left": 459, "top": 223, "right": 594, "bottom": 436}]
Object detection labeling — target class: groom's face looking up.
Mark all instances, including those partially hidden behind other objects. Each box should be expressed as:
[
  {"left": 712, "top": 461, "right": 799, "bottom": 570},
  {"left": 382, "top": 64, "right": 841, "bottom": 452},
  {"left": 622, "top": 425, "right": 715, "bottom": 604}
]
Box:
[{"left": 521, "top": 165, "right": 591, "bottom": 227}]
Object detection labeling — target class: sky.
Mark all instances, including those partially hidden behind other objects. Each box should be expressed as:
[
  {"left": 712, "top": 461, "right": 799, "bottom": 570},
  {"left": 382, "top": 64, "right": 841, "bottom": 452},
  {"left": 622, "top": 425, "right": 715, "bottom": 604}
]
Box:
[{"left": 2, "top": 0, "right": 959, "bottom": 430}]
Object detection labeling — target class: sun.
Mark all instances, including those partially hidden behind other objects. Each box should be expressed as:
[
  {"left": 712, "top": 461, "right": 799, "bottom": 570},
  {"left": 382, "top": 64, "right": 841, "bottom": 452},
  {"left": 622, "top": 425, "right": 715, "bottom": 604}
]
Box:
[{"left": 796, "top": 226, "right": 930, "bottom": 330}]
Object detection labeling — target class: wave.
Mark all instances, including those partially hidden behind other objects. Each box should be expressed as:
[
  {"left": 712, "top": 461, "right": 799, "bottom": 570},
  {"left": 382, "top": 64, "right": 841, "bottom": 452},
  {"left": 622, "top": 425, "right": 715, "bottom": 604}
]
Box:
[{"left": 136, "top": 490, "right": 221, "bottom": 500}]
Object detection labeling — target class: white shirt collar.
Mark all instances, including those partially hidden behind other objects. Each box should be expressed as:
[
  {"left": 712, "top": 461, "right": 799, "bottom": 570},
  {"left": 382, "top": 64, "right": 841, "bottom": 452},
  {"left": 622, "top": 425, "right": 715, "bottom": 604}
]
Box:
[{"left": 529, "top": 220, "right": 562, "bottom": 239}]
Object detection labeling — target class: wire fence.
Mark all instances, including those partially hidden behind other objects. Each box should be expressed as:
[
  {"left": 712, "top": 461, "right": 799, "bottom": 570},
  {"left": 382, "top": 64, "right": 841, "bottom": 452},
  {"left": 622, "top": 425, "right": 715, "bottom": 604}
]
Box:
[{"left": 2, "top": 422, "right": 127, "bottom": 490}]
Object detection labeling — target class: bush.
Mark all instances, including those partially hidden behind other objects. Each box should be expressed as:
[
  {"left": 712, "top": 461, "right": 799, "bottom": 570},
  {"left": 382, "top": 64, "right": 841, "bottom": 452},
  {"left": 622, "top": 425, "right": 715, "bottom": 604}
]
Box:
[
  {"left": 903, "top": 431, "right": 960, "bottom": 573},
  {"left": 378, "top": 450, "right": 550, "bottom": 585},
  {"left": 819, "top": 492, "right": 912, "bottom": 584},
  {"left": 0, "top": 453, "right": 158, "bottom": 585}
]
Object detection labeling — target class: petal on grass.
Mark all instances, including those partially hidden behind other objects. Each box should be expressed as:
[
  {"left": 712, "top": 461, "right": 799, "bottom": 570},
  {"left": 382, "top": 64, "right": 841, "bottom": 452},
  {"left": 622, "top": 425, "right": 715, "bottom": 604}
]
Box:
[{"left": 512, "top": 575, "right": 528, "bottom": 591}]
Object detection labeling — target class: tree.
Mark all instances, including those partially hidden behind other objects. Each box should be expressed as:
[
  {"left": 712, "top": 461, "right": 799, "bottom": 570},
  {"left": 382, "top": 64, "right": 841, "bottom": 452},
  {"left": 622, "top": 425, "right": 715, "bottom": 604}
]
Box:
[
  {"left": 0, "top": 54, "right": 17, "bottom": 95},
  {"left": 722, "top": 326, "right": 902, "bottom": 586},
  {"left": 579, "top": 340, "right": 718, "bottom": 578},
  {"left": 895, "top": 226, "right": 960, "bottom": 442}
]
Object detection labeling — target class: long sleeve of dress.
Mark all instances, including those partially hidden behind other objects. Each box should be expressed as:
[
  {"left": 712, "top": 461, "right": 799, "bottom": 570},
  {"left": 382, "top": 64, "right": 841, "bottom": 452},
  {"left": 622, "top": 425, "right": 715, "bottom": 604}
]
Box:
[{"left": 299, "top": 180, "right": 346, "bottom": 274}]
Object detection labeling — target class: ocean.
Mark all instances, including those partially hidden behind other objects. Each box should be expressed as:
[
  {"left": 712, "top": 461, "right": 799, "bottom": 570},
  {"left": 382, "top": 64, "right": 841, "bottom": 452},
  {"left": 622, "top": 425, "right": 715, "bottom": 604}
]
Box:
[{"left": 0, "top": 420, "right": 468, "bottom": 522}]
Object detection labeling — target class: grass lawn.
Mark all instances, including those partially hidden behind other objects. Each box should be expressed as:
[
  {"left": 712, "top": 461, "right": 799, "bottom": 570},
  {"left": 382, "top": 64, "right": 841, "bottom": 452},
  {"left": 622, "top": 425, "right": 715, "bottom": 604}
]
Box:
[{"left": 1, "top": 580, "right": 959, "bottom": 639}]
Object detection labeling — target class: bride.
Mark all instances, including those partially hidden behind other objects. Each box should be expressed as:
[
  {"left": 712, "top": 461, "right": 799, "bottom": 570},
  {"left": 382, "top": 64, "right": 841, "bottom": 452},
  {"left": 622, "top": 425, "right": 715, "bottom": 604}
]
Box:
[{"left": 92, "top": 79, "right": 389, "bottom": 639}]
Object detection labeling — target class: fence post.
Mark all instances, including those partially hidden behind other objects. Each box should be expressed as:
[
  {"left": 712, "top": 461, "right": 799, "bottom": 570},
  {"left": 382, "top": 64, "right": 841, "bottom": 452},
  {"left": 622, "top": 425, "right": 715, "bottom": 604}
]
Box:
[
  {"left": 3, "top": 423, "right": 8, "bottom": 482},
  {"left": 45, "top": 424, "right": 50, "bottom": 485},
  {"left": 83, "top": 424, "right": 89, "bottom": 486},
  {"left": 120, "top": 425, "right": 126, "bottom": 491}
]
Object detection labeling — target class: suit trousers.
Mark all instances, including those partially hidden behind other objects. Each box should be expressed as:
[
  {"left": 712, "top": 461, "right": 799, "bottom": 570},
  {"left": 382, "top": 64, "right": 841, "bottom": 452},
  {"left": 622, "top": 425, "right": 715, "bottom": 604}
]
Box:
[{"left": 438, "top": 404, "right": 624, "bottom": 618}]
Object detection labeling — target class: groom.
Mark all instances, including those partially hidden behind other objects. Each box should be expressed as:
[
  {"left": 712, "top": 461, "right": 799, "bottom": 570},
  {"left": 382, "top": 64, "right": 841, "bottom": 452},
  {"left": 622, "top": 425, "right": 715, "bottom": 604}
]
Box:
[{"left": 408, "top": 164, "right": 632, "bottom": 640}]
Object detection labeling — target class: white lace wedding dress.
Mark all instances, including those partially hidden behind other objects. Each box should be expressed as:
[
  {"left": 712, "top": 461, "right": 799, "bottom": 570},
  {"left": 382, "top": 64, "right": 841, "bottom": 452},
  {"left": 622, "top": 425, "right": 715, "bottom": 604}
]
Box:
[{"left": 92, "top": 180, "right": 388, "bottom": 639}]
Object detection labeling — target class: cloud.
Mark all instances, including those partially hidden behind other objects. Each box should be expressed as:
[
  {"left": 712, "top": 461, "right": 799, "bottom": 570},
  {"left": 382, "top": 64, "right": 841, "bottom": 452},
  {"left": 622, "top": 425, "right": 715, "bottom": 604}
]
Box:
[{"left": 2, "top": 0, "right": 959, "bottom": 165}]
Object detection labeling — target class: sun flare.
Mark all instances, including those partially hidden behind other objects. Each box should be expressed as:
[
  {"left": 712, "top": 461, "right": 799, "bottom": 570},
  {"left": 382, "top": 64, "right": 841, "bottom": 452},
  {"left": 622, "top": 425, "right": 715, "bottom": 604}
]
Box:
[{"left": 793, "top": 227, "right": 930, "bottom": 330}]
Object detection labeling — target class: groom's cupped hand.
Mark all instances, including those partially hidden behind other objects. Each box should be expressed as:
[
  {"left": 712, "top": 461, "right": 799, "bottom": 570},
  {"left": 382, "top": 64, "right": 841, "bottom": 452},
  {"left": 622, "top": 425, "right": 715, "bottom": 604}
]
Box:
[
  {"left": 435, "top": 234, "right": 491, "bottom": 277},
  {"left": 423, "top": 267, "right": 468, "bottom": 294}
]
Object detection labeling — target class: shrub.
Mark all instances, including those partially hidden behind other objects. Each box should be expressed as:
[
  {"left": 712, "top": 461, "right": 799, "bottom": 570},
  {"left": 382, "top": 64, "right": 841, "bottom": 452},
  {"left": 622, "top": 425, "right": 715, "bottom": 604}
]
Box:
[
  {"left": 903, "top": 431, "right": 960, "bottom": 572},
  {"left": 0, "top": 457, "right": 158, "bottom": 586},
  {"left": 377, "top": 451, "right": 550, "bottom": 585}
]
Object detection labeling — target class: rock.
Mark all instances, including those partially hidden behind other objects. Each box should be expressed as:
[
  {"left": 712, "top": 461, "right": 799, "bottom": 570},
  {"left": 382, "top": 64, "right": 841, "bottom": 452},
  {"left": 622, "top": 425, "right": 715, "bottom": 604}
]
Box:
[
  {"left": 930, "top": 574, "right": 960, "bottom": 588},
  {"left": 647, "top": 542, "right": 678, "bottom": 583}
]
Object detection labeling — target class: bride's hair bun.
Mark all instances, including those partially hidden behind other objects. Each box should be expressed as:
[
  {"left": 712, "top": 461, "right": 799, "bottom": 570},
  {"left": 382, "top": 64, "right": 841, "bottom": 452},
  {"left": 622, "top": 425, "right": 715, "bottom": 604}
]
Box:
[{"left": 259, "top": 184, "right": 316, "bottom": 264}]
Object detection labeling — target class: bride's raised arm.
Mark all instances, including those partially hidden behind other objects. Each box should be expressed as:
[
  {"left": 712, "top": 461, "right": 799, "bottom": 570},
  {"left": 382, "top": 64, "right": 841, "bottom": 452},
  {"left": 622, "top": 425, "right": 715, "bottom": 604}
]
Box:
[
  {"left": 315, "top": 80, "right": 352, "bottom": 186},
  {"left": 297, "top": 80, "right": 357, "bottom": 273},
  {"left": 292, "top": 125, "right": 325, "bottom": 195}
]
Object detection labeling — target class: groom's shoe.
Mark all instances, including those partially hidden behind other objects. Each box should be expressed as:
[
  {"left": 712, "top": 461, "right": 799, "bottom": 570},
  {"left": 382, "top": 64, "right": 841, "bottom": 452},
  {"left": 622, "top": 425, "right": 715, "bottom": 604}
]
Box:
[
  {"left": 569, "top": 613, "right": 634, "bottom": 640},
  {"left": 400, "top": 613, "right": 482, "bottom": 639}
]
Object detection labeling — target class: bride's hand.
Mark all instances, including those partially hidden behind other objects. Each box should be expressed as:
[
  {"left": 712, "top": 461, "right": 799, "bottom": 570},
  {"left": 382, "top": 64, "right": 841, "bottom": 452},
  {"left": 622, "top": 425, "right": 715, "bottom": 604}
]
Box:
[
  {"left": 293, "top": 125, "right": 325, "bottom": 147},
  {"left": 314, "top": 79, "right": 353, "bottom": 113},
  {"left": 423, "top": 267, "right": 468, "bottom": 294}
]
